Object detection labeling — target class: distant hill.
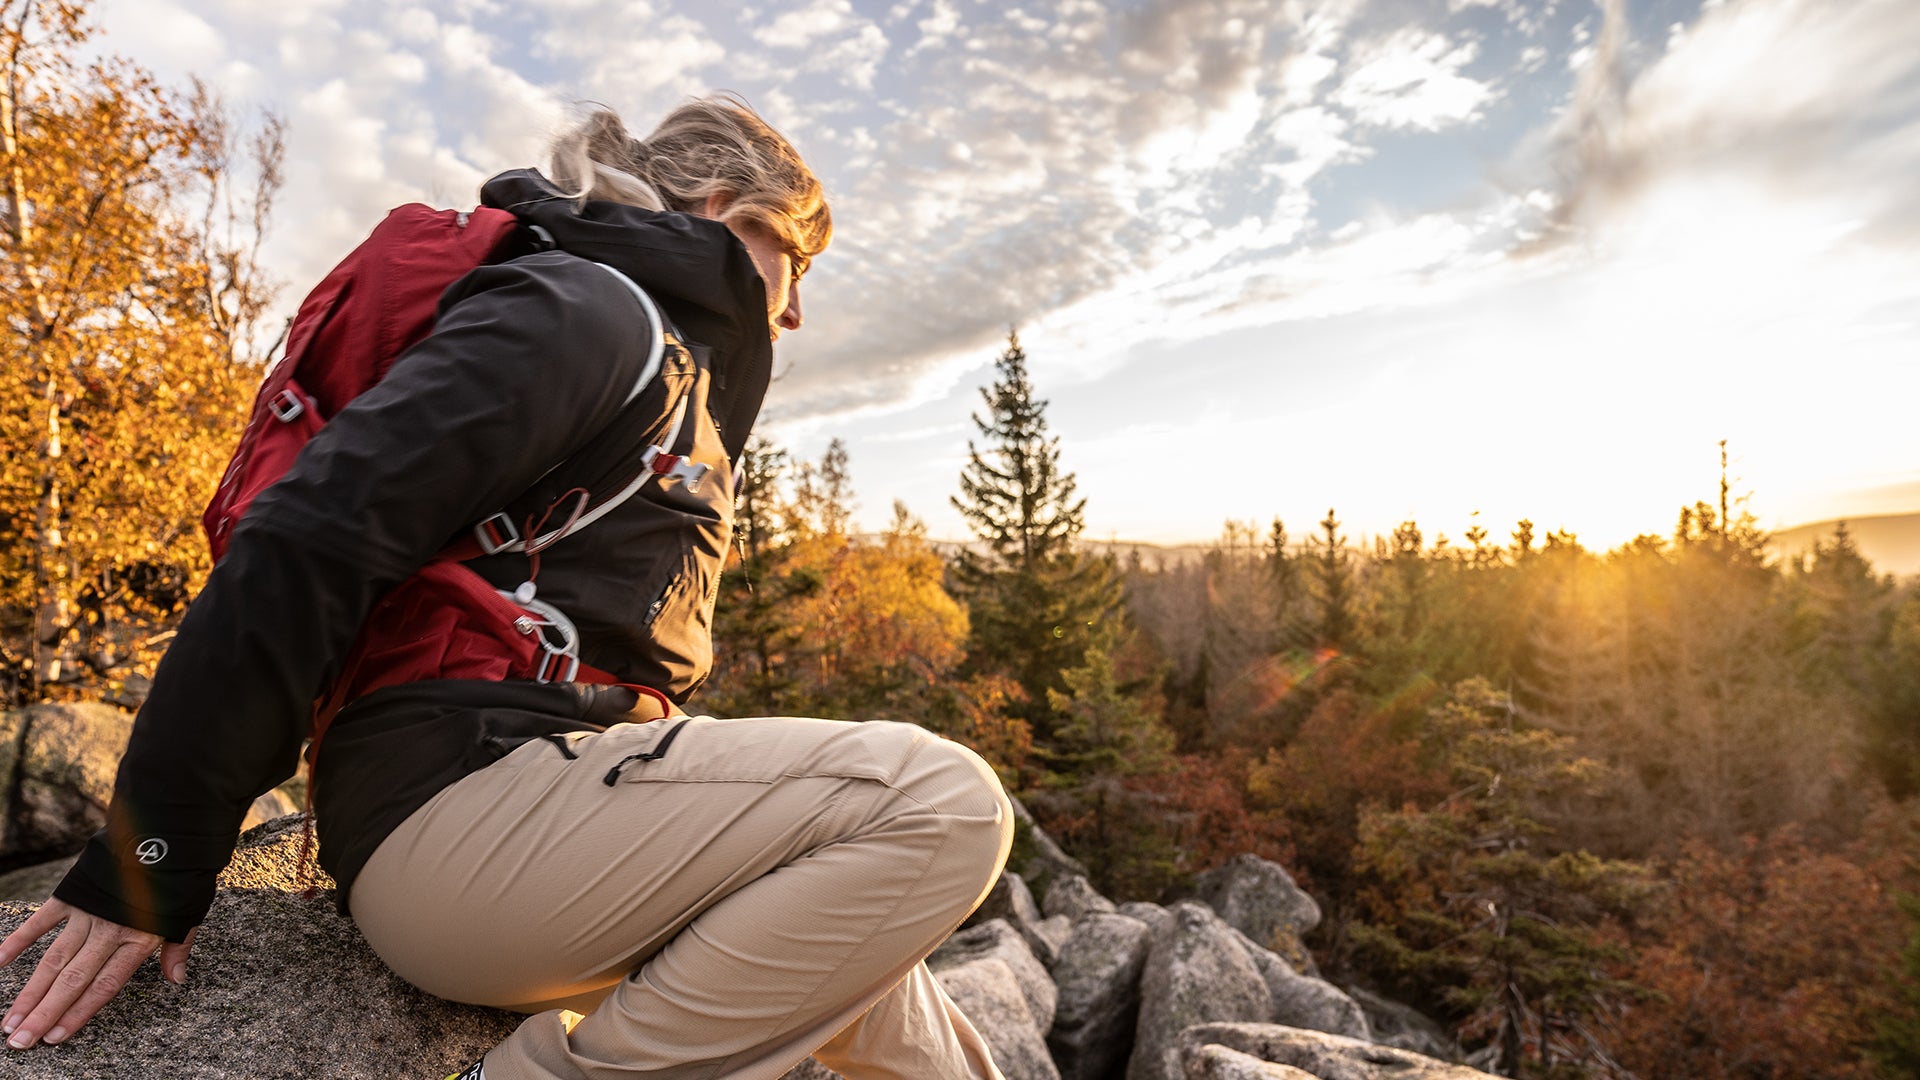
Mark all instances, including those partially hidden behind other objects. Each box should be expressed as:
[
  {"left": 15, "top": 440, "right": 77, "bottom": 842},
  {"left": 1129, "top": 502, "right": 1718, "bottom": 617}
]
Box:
[
  {"left": 913, "top": 512, "right": 1920, "bottom": 579},
  {"left": 1770, "top": 512, "right": 1920, "bottom": 578}
]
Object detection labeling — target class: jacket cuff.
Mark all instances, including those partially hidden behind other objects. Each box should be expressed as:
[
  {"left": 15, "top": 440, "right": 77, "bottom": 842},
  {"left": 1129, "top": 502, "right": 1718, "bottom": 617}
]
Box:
[{"left": 52, "top": 828, "right": 230, "bottom": 943}]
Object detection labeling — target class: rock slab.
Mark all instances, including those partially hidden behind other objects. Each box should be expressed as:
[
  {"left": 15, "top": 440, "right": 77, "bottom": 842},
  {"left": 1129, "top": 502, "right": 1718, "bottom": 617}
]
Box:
[
  {"left": 1049, "top": 912, "right": 1152, "bottom": 1080},
  {"left": 0, "top": 816, "right": 519, "bottom": 1080},
  {"left": 0, "top": 704, "right": 132, "bottom": 866},
  {"left": 1194, "top": 855, "right": 1321, "bottom": 942},
  {"left": 1175, "top": 1023, "right": 1501, "bottom": 1080},
  {"left": 937, "top": 958, "right": 1061, "bottom": 1080},
  {"left": 931, "top": 918, "right": 1058, "bottom": 1033},
  {"left": 1183, "top": 1043, "right": 1322, "bottom": 1080},
  {"left": 1127, "top": 902, "right": 1272, "bottom": 1080},
  {"left": 1232, "top": 931, "right": 1369, "bottom": 1041}
]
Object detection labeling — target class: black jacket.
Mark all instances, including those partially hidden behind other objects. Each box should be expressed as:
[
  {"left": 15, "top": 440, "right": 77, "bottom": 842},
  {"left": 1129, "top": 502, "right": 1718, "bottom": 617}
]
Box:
[{"left": 54, "top": 171, "right": 774, "bottom": 941}]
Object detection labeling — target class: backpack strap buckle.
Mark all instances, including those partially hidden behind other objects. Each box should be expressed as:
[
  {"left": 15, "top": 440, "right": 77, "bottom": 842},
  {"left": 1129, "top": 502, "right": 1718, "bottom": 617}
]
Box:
[
  {"left": 534, "top": 642, "right": 581, "bottom": 684},
  {"left": 474, "top": 512, "right": 522, "bottom": 555},
  {"left": 642, "top": 446, "right": 710, "bottom": 492},
  {"left": 268, "top": 388, "right": 305, "bottom": 423}
]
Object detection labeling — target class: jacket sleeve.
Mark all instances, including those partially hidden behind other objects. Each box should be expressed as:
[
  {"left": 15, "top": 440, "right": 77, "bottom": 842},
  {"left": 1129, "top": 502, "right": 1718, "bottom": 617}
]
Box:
[{"left": 53, "top": 254, "right": 655, "bottom": 941}]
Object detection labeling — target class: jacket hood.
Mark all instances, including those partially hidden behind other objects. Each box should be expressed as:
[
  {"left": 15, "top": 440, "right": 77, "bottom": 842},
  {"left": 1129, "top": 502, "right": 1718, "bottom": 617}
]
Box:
[{"left": 480, "top": 168, "right": 774, "bottom": 461}]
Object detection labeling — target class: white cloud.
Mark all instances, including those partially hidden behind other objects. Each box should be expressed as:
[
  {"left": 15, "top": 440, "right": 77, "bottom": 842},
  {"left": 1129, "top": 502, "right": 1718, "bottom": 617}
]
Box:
[
  {"left": 1539, "top": 0, "right": 1920, "bottom": 245},
  {"left": 756, "top": 0, "right": 856, "bottom": 49},
  {"left": 1333, "top": 29, "right": 1494, "bottom": 131}
]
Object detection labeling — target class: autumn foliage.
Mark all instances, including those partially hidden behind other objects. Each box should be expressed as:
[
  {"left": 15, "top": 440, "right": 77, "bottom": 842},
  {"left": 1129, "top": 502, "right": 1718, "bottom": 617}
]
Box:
[
  {"left": 0, "top": 0, "right": 279, "bottom": 704},
  {"left": 3, "top": 8, "right": 1916, "bottom": 1077}
]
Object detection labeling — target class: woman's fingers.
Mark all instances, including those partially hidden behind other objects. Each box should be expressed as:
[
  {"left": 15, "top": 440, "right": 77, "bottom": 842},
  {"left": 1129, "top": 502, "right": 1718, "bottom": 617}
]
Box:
[
  {"left": 43, "top": 939, "right": 153, "bottom": 1044},
  {"left": 0, "top": 900, "right": 70, "bottom": 968},
  {"left": 2, "top": 908, "right": 92, "bottom": 1046},
  {"left": 1, "top": 906, "right": 163, "bottom": 1050},
  {"left": 158, "top": 926, "right": 198, "bottom": 985}
]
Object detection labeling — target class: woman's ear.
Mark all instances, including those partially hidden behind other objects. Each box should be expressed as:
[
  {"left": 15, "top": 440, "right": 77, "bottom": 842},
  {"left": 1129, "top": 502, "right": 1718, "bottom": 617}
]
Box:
[{"left": 701, "top": 192, "right": 735, "bottom": 218}]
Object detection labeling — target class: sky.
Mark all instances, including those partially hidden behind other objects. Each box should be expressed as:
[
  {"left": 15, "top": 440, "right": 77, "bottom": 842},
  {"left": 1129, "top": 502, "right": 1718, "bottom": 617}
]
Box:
[{"left": 102, "top": 0, "right": 1920, "bottom": 551}]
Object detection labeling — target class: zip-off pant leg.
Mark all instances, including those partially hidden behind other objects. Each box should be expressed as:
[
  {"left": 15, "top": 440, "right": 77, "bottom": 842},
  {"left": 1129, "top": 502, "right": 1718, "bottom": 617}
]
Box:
[{"left": 350, "top": 716, "right": 1014, "bottom": 1080}]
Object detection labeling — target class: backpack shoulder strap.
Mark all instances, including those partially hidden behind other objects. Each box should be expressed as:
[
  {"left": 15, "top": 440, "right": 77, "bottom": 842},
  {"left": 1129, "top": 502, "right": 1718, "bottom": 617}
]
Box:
[{"left": 439, "top": 259, "right": 687, "bottom": 562}]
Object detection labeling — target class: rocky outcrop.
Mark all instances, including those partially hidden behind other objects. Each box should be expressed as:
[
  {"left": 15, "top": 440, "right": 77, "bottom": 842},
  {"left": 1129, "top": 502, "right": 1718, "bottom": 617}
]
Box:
[
  {"left": 0, "top": 816, "right": 518, "bottom": 1080},
  {"left": 1120, "top": 900, "right": 1172, "bottom": 934},
  {"left": 1345, "top": 987, "right": 1462, "bottom": 1062},
  {"left": 1049, "top": 912, "right": 1152, "bottom": 1080},
  {"left": 0, "top": 739, "right": 1482, "bottom": 1080},
  {"left": 938, "top": 958, "right": 1061, "bottom": 1080},
  {"left": 1128, "top": 902, "right": 1273, "bottom": 1080},
  {"left": 930, "top": 917, "right": 1058, "bottom": 1033},
  {"left": 0, "top": 704, "right": 133, "bottom": 867},
  {"left": 1043, "top": 874, "right": 1116, "bottom": 922},
  {"left": 1008, "top": 795, "right": 1089, "bottom": 895},
  {"left": 969, "top": 871, "right": 1065, "bottom": 967},
  {"left": 1232, "top": 931, "right": 1369, "bottom": 1041},
  {"left": 0, "top": 703, "right": 299, "bottom": 877},
  {"left": 1176, "top": 1024, "right": 1499, "bottom": 1080},
  {"left": 1184, "top": 1044, "right": 1323, "bottom": 1079},
  {"left": 1195, "top": 855, "right": 1323, "bottom": 976}
]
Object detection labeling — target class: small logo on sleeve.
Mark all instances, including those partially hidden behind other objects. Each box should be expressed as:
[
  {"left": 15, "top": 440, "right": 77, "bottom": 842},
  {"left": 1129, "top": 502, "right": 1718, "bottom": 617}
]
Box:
[{"left": 134, "top": 838, "right": 169, "bottom": 865}]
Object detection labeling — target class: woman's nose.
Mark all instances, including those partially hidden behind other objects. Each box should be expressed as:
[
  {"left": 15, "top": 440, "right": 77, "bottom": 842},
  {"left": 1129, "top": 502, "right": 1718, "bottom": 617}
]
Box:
[{"left": 777, "top": 281, "right": 803, "bottom": 333}]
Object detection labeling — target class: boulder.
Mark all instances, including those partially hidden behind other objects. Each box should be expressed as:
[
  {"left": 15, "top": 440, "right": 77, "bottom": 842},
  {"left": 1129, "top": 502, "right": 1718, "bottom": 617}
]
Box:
[
  {"left": 936, "top": 958, "right": 1061, "bottom": 1080},
  {"left": 968, "top": 872, "right": 1061, "bottom": 967},
  {"left": 0, "top": 816, "right": 520, "bottom": 1079},
  {"left": 1231, "top": 931, "right": 1369, "bottom": 1041},
  {"left": 1183, "top": 1043, "right": 1322, "bottom": 1079},
  {"left": 781, "top": 1057, "right": 845, "bottom": 1079},
  {"left": 1008, "top": 796, "right": 1089, "bottom": 895},
  {"left": 1127, "top": 902, "right": 1271, "bottom": 1080},
  {"left": 0, "top": 703, "right": 132, "bottom": 866},
  {"left": 0, "top": 855, "right": 77, "bottom": 903},
  {"left": 1193, "top": 856, "right": 1321, "bottom": 946},
  {"left": 1043, "top": 874, "right": 1116, "bottom": 922},
  {"left": 1034, "top": 915, "right": 1072, "bottom": 962},
  {"left": 1174, "top": 1024, "right": 1500, "bottom": 1080},
  {"left": 930, "top": 918, "right": 1058, "bottom": 1032},
  {"left": 1049, "top": 912, "right": 1152, "bottom": 1080},
  {"left": 0, "top": 704, "right": 298, "bottom": 875},
  {"left": 1119, "top": 901, "right": 1171, "bottom": 934},
  {"left": 1345, "top": 986, "right": 1462, "bottom": 1062}
]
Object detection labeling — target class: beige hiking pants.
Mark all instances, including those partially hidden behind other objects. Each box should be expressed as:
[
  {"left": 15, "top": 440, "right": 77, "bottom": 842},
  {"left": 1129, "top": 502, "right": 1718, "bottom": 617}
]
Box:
[{"left": 352, "top": 715, "right": 1013, "bottom": 1080}]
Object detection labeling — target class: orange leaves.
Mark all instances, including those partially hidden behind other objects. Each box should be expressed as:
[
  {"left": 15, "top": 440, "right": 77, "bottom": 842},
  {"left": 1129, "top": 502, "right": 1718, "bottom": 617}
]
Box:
[
  {"left": 0, "top": 0, "right": 275, "bottom": 701},
  {"left": 1609, "top": 829, "right": 1913, "bottom": 1080}
]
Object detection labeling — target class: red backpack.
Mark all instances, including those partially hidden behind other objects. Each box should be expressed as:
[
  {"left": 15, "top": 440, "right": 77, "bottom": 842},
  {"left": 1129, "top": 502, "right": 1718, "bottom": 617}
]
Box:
[{"left": 205, "top": 204, "right": 688, "bottom": 724}]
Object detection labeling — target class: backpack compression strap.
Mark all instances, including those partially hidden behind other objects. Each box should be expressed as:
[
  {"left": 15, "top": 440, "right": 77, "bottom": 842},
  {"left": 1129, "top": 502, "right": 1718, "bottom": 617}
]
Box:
[{"left": 438, "top": 262, "right": 690, "bottom": 563}]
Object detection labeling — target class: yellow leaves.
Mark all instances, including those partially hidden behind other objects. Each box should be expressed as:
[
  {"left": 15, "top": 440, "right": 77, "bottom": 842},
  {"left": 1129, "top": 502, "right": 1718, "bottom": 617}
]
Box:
[{"left": 0, "top": 0, "right": 274, "bottom": 698}]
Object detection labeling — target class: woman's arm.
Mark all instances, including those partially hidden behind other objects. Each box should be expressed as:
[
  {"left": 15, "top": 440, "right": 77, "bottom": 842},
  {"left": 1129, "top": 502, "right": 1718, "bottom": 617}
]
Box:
[{"left": 0, "top": 253, "right": 655, "bottom": 1046}]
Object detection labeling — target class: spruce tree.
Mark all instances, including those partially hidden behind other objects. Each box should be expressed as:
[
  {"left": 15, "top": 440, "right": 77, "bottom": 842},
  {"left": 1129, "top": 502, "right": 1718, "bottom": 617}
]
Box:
[
  {"left": 953, "top": 330, "right": 1084, "bottom": 568},
  {"left": 1312, "top": 508, "right": 1356, "bottom": 652},
  {"left": 951, "top": 329, "right": 1122, "bottom": 739}
]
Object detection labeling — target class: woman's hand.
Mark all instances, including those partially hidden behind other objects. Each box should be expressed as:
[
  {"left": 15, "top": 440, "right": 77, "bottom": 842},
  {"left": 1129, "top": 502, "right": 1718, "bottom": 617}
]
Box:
[{"left": 0, "top": 898, "right": 195, "bottom": 1050}]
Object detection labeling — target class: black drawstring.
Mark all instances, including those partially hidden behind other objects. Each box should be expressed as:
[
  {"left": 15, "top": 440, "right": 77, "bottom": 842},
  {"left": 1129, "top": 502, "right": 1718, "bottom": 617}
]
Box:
[
  {"left": 541, "top": 733, "right": 581, "bottom": 760},
  {"left": 602, "top": 718, "right": 692, "bottom": 785}
]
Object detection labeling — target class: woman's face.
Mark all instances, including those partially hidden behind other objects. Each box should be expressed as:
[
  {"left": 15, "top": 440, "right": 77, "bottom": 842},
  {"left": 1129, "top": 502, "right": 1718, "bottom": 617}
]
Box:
[{"left": 702, "top": 194, "right": 803, "bottom": 340}]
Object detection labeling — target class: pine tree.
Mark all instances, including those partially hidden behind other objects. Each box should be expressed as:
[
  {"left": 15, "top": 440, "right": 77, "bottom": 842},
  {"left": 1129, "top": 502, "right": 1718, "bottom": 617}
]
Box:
[
  {"left": 790, "top": 437, "right": 852, "bottom": 537},
  {"left": 951, "top": 329, "right": 1122, "bottom": 738},
  {"left": 1312, "top": 508, "right": 1356, "bottom": 652},
  {"left": 1351, "top": 678, "right": 1652, "bottom": 1076},
  {"left": 1040, "top": 646, "right": 1174, "bottom": 894},
  {"left": 708, "top": 437, "right": 801, "bottom": 714}
]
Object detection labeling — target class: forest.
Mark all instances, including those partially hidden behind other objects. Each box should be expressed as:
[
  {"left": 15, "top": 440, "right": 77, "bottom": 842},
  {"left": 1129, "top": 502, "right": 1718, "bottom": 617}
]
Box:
[{"left": 1, "top": 4, "right": 1916, "bottom": 1077}]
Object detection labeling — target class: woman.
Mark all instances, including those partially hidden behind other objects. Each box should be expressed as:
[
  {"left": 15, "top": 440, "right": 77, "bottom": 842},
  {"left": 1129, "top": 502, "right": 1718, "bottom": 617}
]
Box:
[{"left": 0, "top": 97, "right": 1013, "bottom": 1080}]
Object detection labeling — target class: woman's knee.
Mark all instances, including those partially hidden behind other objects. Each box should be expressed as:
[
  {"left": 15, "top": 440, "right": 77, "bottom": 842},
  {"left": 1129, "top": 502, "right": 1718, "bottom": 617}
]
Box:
[{"left": 887, "top": 727, "right": 1014, "bottom": 893}]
